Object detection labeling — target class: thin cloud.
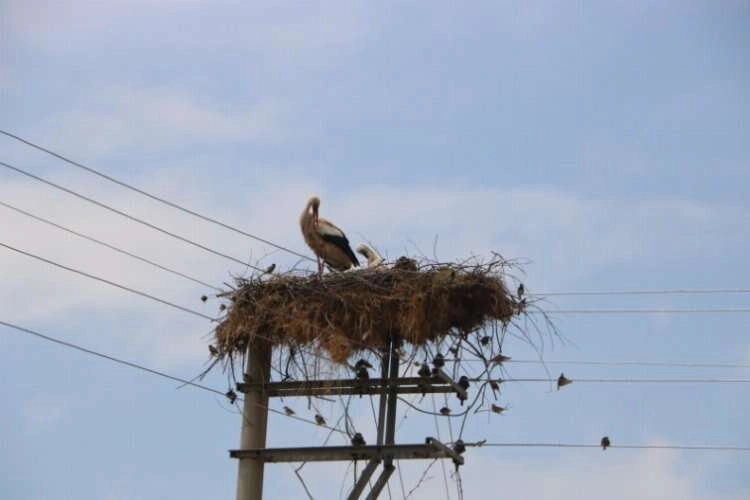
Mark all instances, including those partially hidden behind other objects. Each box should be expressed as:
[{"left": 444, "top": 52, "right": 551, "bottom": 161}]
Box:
[{"left": 27, "top": 87, "right": 289, "bottom": 157}]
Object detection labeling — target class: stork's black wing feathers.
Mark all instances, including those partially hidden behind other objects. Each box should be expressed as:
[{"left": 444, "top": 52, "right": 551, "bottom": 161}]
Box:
[{"left": 320, "top": 232, "right": 359, "bottom": 267}]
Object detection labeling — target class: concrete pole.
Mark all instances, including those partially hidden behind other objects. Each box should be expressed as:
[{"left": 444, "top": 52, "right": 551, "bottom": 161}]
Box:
[{"left": 236, "top": 339, "right": 272, "bottom": 500}]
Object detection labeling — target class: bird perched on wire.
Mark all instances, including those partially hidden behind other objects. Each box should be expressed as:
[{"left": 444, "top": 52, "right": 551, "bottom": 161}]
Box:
[
  {"left": 200, "top": 294, "right": 208, "bottom": 303},
  {"left": 225, "top": 390, "right": 237, "bottom": 404},
  {"left": 356, "top": 244, "right": 385, "bottom": 269},
  {"left": 417, "top": 361, "right": 432, "bottom": 395},
  {"left": 418, "top": 361, "right": 432, "bottom": 378},
  {"left": 489, "top": 380, "right": 501, "bottom": 396},
  {"left": 354, "top": 359, "right": 372, "bottom": 382},
  {"left": 283, "top": 406, "right": 295, "bottom": 416},
  {"left": 432, "top": 353, "right": 445, "bottom": 371},
  {"left": 314, "top": 414, "right": 326, "bottom": 426},
  {"left": 457, "top": 376, "right": 470, "bottom": 405},
  {"left": 300, "top": 196, "right": 359, "bottom": 274},
  {"left": 490, "top": 353, "right": 511, "bottom": 365},
  {"left": 490, "top": 404, "right": 506, "bottom": 415},
  {"left": 354, "top": 359, "right": 373, "bottom": 370},
  {"left": 439, "top": 406, "right": 451, "bottom": 416},
  {"left": 208, "top": 344, "right": 219, "bottom": 357},
  {"left": 264, "top": 263, "right": 276, "bottom": 274},
  {"left": 517, "top": 283, "right": 525, "bottom": 299},
  {"left": 453, "top": 439, "right": 466, "bottom": 454},
  {"left": 354, "top": 365, "right": 369, "bottom": 380},
  {"left": 601, "top": 436, "right": 611, "bottom": 450},
  {"left": 557, "top": 373, "right": 573, "bottom": 390},
  {"left": 351, "top": 433, "right": 366, "bottom": 447}
]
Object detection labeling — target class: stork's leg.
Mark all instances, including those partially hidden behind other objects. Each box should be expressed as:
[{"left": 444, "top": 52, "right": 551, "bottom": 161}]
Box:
[{"left": 317, "top": 256, "right": 324, "bottom": 275}]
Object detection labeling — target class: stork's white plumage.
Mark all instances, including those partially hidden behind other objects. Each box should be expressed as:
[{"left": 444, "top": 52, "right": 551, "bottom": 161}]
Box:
[
  {"left": 356, "top": 244, "right": 385, "bottom": 269},
  {"left": 300, "top": 196, "right": 359, "bottom": 274}
]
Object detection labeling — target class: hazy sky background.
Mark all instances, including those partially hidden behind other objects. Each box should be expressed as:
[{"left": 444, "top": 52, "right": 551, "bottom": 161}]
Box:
[{"left": 1, "top": 2, "right": 749, "bottom": 499}]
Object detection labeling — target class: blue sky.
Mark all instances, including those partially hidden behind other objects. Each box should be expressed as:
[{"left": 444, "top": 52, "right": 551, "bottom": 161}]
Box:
[{"left": 1, "top": 1, "right": 749, "bottom": 498}]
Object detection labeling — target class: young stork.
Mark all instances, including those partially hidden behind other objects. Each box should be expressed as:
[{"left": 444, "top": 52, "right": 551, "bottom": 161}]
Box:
[
  {"left": 300, "top": 196, "right": 359, "bottom": 274},
  {"left": 356, "top": 244, "right": 385, "bottom": 269}
]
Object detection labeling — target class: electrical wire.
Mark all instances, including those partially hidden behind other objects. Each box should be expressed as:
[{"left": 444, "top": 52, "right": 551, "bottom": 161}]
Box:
[
  {"left": 0, "top": 241, "right": 215, "bottom": 321},
  {"left": 461, "top": 359, "right": 750, "bottom": 369},
  {"left": 0, "top": 129, "right": 316, "bottom": 262},
  {"left": 479, "top": 377, "right": 750, "bottom": 384},
  {"left": 8, "top": 135, "right": 750, "bottom": 305},
  {"left": 0, "top": 319, "right": 225, "bottom": 394},
  {"left": 8, "top": 234, "right": 750, "bottom": 383},
  {"left": 0, "top": 160, "right": 266, "bottom": 272},
  {"left": 0, "top": 233, "right": 364, "bottom": 368},
  {"left": 535, "top": 288, "right": 750, "bottom": 297},
  {"left": 536, "top": 308, "right": 750, "bottom": 315},
  {"left": 0, "top": 208, "right": 373, "bottom": 364},
  {"left": 0, "top": 200, "right": 223, "bottom": 292},
  {"left": 0, "top": 319, "right": 346, "bottom": 434},
  {"left": 466, "top": 442, "right": 750, "bottom": 451},
  {"left": 430, "top": 394, "right": 452, "bottom": 500},
  {"left": 0, "top": 236, "right": 355, "bottom": 366},
  {"left": 8, "top": 134, "right": 750, "bottom": 304}
]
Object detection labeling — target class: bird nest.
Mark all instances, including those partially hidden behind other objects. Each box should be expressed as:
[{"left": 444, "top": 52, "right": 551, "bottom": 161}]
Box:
[{"left": 214, "top": 256, "right": 526, "bottom": 364}]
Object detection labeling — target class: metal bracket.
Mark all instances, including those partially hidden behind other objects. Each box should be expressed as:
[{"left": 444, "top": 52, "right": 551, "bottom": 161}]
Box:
[
  {"left": 237, "top": 375, "right": 465, "bottom": 398},
  {"left": 433, "top": 369, "right": 468, "bottom": 401},
  {"left": 229, "top": 439, "right": 463, "bottom": 464}
]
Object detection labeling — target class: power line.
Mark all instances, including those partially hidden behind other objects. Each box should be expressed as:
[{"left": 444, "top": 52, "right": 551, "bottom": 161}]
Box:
[
  {"left": 0, "top": 237, "right": 366, "bottom": 367},
  {"left": 467, "top": 442, "right": 750, "bottom": 451},
  {"left": 485, "top": 377, "right": 750, "bottom": 384},
  {"left": 4, "top": 229, "right": 748, "bottom": 369},
  {"left": 463, "top": 359, "right": 750, "bottom": 369},
  {"left": 0, "top": 237, "right": 363, "bottom": 367},
  {"left": 0, "top": 200, "right": 223, "bottom": 292},
  {"left": 538, "top": 308, "right": 750, "bottom": 315},
  {"left": 430, "top": 394, "right": 452, "bottom": 500},
  {"left": 0, "top": 241, "right": 215, "bottom": 321},
  {"left": 0, "top": 319, "right": 224, "bottom": 394},
  {"left": 0, "top": 319, "right": 346, "bottom": 434},
  {"left": 535, "top": 288, "right": 750, "bottom": 297},
  {"left": 7, "top": 134, "right": 750, "bottom": 302},
  {"left": 0, "top": 129, "right": 316, "bottom": 263},
  {"left": 0, "top": 160, "right": 266, "bottom": 272},
  {"left": 6, "top": 134, "right": 750, "bottom": 300},
  {"left": 0, "top": 169, "right": 360, "bottom": 364}
]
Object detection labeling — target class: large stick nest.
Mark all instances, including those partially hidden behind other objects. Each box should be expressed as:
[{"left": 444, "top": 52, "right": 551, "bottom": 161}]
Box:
[{"left": 214, "top": 256, "right": 523, "bottom": 364}]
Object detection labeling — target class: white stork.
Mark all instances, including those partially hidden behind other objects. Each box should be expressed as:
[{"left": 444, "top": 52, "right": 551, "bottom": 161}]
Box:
[
  {"left": 356, "top": 244, "right": 385, "bottom": 269},
  {"left": 300, "top": 196, "right": 359, "bottom": 274}
]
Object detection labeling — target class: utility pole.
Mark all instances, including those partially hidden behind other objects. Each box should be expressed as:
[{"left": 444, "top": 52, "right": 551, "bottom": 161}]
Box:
[
  {"left": 236, "top": 339, "right": 272, "bottom": 500},
  {"left": 231, "top": 337, "right": 465, "bottom": 499}
]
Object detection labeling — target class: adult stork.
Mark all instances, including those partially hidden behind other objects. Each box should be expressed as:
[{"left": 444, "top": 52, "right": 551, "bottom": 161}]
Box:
[
  {"left": 300, "top": 196, "right": 359, "bottom": 274},
  {"left": 356, "top": 244, "right": 385, "bottom": 269}
]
